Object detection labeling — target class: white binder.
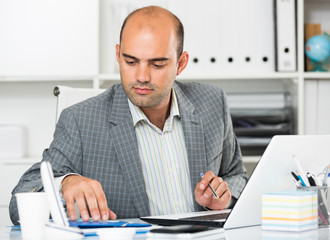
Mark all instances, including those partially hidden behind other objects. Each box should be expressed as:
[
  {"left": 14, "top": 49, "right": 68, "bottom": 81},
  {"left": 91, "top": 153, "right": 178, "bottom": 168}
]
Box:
[
  {"left": 237, "top": 0, "right": 258, "bottom": 72},
  {"left": 255, "top": 0, "right": 275, "bottom": 72},
  {"left": 275, "top": 0, "right": 297, "bottom": 72},
  {"left": 203, "top": 0, "right": 223, "bottom": 75},
  {"left": 173, "top": 0, "right": 276, "bottom": 75},
  {"left": 181, "top": 0, "right": 205, "bottom": 75},
  {"left": 219, "top": 0, "right": 240, "bottom": 73}
]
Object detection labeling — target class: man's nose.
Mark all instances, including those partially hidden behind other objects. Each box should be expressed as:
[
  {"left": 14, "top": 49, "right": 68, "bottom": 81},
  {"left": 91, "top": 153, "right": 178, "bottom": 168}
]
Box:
[{"left": 136, "top": 63, "right": 151, "bottom": 83}]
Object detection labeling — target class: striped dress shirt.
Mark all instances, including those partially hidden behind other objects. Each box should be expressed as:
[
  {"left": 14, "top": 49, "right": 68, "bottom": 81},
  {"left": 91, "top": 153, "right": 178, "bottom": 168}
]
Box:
[{"left": 128, "top": 90, "right": 194, "bottom": 215}]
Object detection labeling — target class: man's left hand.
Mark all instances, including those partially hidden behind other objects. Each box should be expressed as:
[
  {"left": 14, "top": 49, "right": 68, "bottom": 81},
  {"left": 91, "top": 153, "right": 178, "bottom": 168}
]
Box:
[{"left": 194, "top": 171, "right": 232, "bottom": 210}]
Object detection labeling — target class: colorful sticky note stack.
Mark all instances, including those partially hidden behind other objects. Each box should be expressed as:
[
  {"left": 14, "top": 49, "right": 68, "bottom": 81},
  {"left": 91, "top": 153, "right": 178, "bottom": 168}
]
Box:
[{"left": 262, "top": 191, "right": 318, "bottom": 231}]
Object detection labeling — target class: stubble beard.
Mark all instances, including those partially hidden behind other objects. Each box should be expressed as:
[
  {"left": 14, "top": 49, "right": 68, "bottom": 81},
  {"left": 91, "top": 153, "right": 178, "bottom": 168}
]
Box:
[{"left": 124, "top": 82, "right": 171, "bottom": 108}]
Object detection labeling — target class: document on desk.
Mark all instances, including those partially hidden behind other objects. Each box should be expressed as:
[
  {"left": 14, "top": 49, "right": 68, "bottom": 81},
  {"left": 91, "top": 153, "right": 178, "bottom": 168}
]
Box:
[
  {"left": 68, "top": 219, "right": 151, "bottom": 228},
  {"left": 77, "top": 221, "right": 160, "bottom": 238}
]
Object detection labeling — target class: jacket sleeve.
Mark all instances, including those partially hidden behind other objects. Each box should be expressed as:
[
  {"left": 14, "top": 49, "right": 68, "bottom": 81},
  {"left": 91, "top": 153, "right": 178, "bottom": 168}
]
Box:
[
  {"left": 9, "top": 108, "right": 82, "bottom": 225},
  {"left": 217, "top": 91, "right": 248, "bottom": 200}
]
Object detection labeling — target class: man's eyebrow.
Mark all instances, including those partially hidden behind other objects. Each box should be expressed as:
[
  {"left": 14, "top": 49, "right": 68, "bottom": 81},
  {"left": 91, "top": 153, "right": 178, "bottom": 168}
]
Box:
[
  {"left": 149, "top": 57, "right": 169, "bottom": 62},
  {"left": 122, "top": 53, "right": 138, "bottom": 60},
  {"left": 122, "top": 53, "right": 169, "bottom": 62}
]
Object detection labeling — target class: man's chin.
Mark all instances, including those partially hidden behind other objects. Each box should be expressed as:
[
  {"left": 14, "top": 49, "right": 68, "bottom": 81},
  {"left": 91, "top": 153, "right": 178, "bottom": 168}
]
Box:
[
  {"left": 133, "top": 102, "right": 157, "bottom": 108},
  {"left": 128, "top": 96, "right": 154, "bottom": 108}
]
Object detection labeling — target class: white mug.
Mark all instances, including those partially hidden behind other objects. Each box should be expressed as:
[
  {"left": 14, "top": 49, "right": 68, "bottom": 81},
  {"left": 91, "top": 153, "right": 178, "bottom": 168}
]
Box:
[{"left": 16, "top": 192, "right": 50, "bottom": 239}]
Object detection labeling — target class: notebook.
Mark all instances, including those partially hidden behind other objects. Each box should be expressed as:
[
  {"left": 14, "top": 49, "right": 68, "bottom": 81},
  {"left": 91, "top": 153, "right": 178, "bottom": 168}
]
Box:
[{"left": 140, "top": 135, "right": 330, "bottom": 229}]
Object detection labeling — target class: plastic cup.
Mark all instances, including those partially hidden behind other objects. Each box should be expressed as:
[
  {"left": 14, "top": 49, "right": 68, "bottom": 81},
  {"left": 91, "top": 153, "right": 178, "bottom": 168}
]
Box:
[{"left": 16, "top": 192, "right": 50, "bottom": 239}]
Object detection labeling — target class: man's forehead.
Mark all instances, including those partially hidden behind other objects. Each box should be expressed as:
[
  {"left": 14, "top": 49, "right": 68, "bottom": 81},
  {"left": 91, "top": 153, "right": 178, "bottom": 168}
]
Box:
[
  {"left": 120, "top": 30, "right": 176, "bottom": 60},
  {"left": 122, "top": 10, "right": 175, "bottom": 37}
]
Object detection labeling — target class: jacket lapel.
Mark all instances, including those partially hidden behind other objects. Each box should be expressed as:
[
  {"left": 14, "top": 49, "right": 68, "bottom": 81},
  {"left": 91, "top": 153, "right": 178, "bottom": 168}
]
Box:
[
  {"left": 174, "top": 83, "right": 207, "bottom": 211},
  {"left": 108, "top": 86, "right": 150, "bottom": 217}
]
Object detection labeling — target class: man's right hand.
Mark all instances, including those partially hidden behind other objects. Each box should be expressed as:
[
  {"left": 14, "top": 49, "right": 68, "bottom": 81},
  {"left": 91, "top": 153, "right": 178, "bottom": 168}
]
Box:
[{"left": 61, "top": 175, "right": 117, "bottom": 222}]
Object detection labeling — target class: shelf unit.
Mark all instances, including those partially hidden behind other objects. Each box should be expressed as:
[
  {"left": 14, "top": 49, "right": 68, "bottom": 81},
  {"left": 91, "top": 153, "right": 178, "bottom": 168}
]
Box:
[
  {"left": 0, "top": 0, "right": 329, "bottom": 225},
  {"left": 303, "top": 72, "right": 330, "bottom": 79},
  {"left": 0, "top": 0, "right": 329, "bottom": 159},
  {"left": 302, "top": 0, "right": 330, "bottom": 136}
]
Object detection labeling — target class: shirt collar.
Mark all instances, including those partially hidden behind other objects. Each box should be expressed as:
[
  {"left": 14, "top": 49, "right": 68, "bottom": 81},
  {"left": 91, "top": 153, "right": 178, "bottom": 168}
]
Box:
[{"left": 128, "top": 89, "right": 180, "bottom": 127}]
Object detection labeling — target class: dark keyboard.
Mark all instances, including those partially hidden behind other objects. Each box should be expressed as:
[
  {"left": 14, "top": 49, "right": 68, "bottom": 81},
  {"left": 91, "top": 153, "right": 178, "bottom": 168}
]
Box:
[{"left": 179, "top": 212, "right": 230, "bottom": 221}]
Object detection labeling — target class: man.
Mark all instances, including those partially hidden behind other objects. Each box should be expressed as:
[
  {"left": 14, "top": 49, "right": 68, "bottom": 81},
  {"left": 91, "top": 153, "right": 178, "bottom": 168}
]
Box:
[{"left": 9, "top": 6, "right": 247, "bottom": 225}]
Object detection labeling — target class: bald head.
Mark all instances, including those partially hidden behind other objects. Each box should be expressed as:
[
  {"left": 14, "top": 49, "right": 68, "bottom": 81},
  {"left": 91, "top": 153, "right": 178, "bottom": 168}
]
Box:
[{"left": 119, "top": 6, "right": 184, "bottom": 59}]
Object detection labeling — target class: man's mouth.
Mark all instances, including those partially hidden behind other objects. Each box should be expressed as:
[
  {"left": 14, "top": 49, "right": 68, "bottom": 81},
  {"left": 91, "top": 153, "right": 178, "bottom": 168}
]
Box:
[{"left": 133, "top": 87, "right": 153, "bottom": 95}]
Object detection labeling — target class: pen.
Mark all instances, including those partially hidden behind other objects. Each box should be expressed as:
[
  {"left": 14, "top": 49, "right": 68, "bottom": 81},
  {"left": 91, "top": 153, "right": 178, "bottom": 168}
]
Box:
[
  {"left": 322, "top": 164, "right": 330, "bottom": 186},
  {"left": 290, "top": 171, "right": 301, "bottom": 187},
  {"left": 292, "top": 155, "right": 310, "bottom": 186},
  {"left": 295, "top": 171, "right": 307, "bottom": 187},
  {"left": 306, "top": 172, "right": 316, "bottom": 186},
  {"left": 200, "top": 173, "right": 219, "bottom": 199},
  {"left": 311, "top": 173, "right": 322, "bottom": 187}
]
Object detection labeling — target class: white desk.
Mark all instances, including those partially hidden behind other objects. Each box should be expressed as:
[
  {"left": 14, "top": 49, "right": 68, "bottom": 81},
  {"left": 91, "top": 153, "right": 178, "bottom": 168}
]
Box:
[
  {"left": 1, "top": 225, "right": 330, "bottom": 240},
  {"left": 224, "top": 226, "right": 330, "bottom": 239}
]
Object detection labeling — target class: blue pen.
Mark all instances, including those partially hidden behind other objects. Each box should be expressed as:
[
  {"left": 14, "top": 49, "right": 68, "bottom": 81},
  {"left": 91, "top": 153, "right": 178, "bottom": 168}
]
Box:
[
  {"left": 292, "top": 155, "right": 310, "bottom": 186},
  {"left": 296, "top": 171, "right": 307, "bottom": 187},
  {"left": 200, "top": 173, "right": 219, "bottom": 198}
]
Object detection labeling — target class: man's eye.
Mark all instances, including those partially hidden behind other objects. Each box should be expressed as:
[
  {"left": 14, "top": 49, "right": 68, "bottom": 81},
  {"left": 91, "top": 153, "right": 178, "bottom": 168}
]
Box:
[
  {"left": 153, "top": 64, "right": 165, "bottom": 68},
  {"left": 126, "top": 60, "right": 136, "bottom": 65}
]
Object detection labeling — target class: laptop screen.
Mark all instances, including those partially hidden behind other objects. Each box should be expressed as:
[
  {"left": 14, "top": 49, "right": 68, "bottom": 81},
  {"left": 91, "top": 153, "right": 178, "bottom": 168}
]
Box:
[{"left": 141, "top": 135, "right": 330, "bottom": 229}]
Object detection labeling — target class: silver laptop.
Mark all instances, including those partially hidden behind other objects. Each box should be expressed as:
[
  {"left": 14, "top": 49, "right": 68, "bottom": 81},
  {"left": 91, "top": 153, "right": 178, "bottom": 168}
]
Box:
[{"left": 141, "top": 135, "right": 330, "bottom": 229}]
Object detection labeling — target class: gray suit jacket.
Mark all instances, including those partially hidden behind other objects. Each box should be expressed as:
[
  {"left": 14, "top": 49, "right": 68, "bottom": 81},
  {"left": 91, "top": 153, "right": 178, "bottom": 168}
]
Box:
[{"left": 9, "top": 81, "right": 247, "bottom": 225}]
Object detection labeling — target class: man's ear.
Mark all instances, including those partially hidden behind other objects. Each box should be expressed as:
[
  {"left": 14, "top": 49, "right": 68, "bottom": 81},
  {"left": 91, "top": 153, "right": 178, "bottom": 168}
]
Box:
[
  {"left": 116, "top": 44, "right": 120, "bottom": 63},
  {"left": 176, "top": 51, "right": 189, "bottom": 76}
]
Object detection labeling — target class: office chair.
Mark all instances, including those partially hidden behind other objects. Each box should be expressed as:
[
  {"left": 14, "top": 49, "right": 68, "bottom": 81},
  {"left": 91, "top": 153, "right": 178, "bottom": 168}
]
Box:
[{"left": 53, "top": 86, "right": 105, "bottom": 123}]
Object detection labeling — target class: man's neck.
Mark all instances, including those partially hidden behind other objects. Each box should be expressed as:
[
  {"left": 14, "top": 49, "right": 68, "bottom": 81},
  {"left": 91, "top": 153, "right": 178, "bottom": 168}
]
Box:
[{"left": 141, "top": 93, "right": 172, "bottom": 131}]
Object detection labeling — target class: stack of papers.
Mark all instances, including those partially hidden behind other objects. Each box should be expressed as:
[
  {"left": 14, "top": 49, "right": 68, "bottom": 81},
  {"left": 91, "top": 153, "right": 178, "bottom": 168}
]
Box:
[{"left": 262, "top": 191, "right": 318, "bottom": 231}]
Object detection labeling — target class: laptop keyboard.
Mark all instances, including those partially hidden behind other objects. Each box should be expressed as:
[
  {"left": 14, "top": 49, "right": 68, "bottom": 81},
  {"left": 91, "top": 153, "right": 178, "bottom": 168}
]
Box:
[{"left": 179, "top": 212, "right": 230, "bottom": 221}]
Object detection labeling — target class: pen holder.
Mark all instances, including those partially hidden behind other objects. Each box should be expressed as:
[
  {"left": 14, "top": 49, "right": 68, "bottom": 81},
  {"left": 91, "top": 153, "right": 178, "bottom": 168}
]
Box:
[{"left": 297, "top": 186, "right": 330, "bottom": 228}]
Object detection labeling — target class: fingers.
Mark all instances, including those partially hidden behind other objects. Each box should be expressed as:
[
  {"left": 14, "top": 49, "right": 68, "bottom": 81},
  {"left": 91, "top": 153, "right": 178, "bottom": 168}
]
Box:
[
  {"left": 108, "top": 208, "right": 117, "bottom": 220},
  {"left": 194, "top": 171, "right": 232, "bottom": 210},
  {"left": 82, "top": 182, "right": 101, "bottom": 221},
  {"left": 75, "top": 188, "right": 90, "bottom": 221},
  {"left": 211, "top": 179, "right": 232, "bottom": 209},
  {"left": 195, "top": 171, "right": 216, "bottom": 199},
  {"left": 218, "top": 188, "right": 232, "bottom": 208},
  {"left": 209, "top": 176, "right": 226, "bottom": 198},
  {"left": 61, "top": 175, "right": 115, "bottom": 222},
  {"left": 64, "top": 192, "right": 77, "bottom": 221},
  {"left": 85, "top": 180, "right": 107, "bottom": 221}
]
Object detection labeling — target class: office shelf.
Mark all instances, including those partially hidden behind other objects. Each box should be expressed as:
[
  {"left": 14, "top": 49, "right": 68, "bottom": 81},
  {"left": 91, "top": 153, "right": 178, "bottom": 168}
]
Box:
[
  {"left": 0, "top": 156, "right": 40, "bottom": 164},
  {"left": 98, "top": 72, "right": 299, "bottom": 82},
  {"left": 303, "top": 72, "right": 330, "bottom": 80},
  {"left": 0, "top": 76, "right": 97, "bottom": 82}
]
